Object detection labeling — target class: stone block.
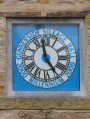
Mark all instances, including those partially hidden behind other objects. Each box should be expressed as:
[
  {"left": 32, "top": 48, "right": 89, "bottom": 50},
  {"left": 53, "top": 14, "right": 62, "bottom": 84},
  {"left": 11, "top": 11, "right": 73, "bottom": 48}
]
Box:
[
  {"left": 41, "top": 12, "right": 46, "bottom": 16},
  {"left": 4, "top": 0, "right": 37, "bottom": 4},
  {"left": 0, "top": 0, "right": 3, "bottom": 3},
  {"left": 0, "top": 111, "right": 90, "bottom": 119},
  {"left": 47, "top": 110, "right": 63, "bottom": 119},
  {"left": 0, "top": 111, "right": 19, "bottom": 119},
  {"left": 87, "top": 29, "right": 90, "bottom": 37},
  {"left": 79, "top": 0, "right": 90, "bottom": 3},
  {"left": 0, "top": 86, "right": 5, "bottom": 93},
  {"left": 0, "top": 74, "right": 5, "bottom": 85},
  {"left": 0, "top": 35, "right": 5, "bottom": 46},
  {"left": 87, "top": 36, "right": 90, "bottom": 46},
  {"left": 0, "top": 23, "right": 6, "bottom": 31},
  {"left": 18, "top": 111, "right": 46, "bottom": 119},
  {"left": 0, "top": 63, "right": 5, "bottom": 73},
  {"left": 50, "top": 0, "right": 75, "bottom": 4},
  {"left": 0, "top": 98, "right": 90, "bottom": 110},
  {"left": 0, "top": 17, "right": 6, "bottom": 31},
  {"left": 38, "top": 0, "right": 49, "bottom": 4},
  {"left": 63, "top": 112, "right": 90, "bottom": 119},
  {"left": 0, "top": 45, "right": 6, "bottom": 73},
  {"left": 0, "top": 46, "right": 5, "bottom": 57},
  {"left": 0, "top": 31, "right": 6, "bottom": 51}
]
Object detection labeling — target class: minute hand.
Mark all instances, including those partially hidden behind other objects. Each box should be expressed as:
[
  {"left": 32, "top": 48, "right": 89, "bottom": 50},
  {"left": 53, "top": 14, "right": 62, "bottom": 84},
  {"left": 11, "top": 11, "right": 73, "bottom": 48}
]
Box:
[
  {"left": 41, "top": 38, "right": 56, "bottom": 73},
  {"left": 41, "top": 38, "right": 47, "bottom": 57}
]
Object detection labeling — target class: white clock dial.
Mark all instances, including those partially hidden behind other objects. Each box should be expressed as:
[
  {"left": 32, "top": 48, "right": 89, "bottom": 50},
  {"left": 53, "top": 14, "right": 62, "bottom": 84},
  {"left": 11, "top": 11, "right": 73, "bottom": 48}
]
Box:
[
  {"left": 16, "top": 28, "right": 76, "bottom": 88},
  {"left": 22, "top": 34, "right": 70, "bottom": 82}
]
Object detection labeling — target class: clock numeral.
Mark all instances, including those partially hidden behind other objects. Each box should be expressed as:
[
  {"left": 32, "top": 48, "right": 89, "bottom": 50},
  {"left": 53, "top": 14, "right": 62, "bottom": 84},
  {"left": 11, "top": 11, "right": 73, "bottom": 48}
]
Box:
[
  {"left": 25, "top": 62, "right": 35, "bottom": 70},
  {"left": 33, "top": 40, "right": 41, "bottom": 48},
  {"left": 44, "top": 71, "right": 50, "bottom": 80},
  {"left": 52, "top": 39, "right": 57, "bottom": 47},
  {"left": 27, "top": 47, "right": 35, "bottom": 53},
  {"left": 36, "top": 70, "right": 41, "bottom": 78},
  {"left": 53, "top": 70, "right": 59, "bottom": 76},
  {"left": 58, "top": 55, "right": 67, "bottom": 60},
  {"left": 33, "top": 67, "right": 40, "bottom": 78},
  {"left": 45, "top": 36, "right": 50, "bottom": 46},
  {"left": 56, "top": 46, "right": 65, "bottom": 53},
  {"left": 55, "top": 62, "right": 66, "bottom": 71},
  {"left": 25, "top": 55, "right": 33, "bottom": 60}
]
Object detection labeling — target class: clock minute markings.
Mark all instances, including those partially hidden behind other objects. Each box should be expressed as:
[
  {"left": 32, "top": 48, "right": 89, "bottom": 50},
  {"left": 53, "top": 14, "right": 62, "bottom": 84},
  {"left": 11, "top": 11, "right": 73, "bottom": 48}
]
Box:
[
  {"left": 36, "top": 70, "right": 41, "bottom": 78},
  {"left": 25, "top": 61, "right": 35, "bottom": 71},
  {"left": 58, "top": 55, "right": 67, "bottom": 60},
  {"left": 45, "top": 36, "right": 50, "bottom": 46},
  {"left": 33, "top": 39, "right": 41, "bottom": 48},
  {"left": 27, "top": 46, "right": 35, "bottom": 53},
  {"left": 55, "top": 62, "right": 67, "bottom": 71},
  {"left": 44, "top": 71, "right": 50, "bottom": 81},
  {"left": 56, "top": 46, "right": 66, "bottom": 53},
  {"left": 25, "top": 62, "right": 41, "bottom": 78},
  {"left": 33, "top": 67, "right": 41, "bottom": 78},
  {"left": 52, "top": 38, "right": 57, "bottom": 47},
  {"left": 25, "top": 55, "right": 33, "bottom": 60}
]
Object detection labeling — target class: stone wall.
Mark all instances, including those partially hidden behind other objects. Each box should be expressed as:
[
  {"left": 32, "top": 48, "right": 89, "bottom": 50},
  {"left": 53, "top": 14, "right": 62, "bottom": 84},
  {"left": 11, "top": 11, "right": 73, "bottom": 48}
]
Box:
[
  {"left": 0, "top": 110, "right": 90, "bottom": 119},
  {"left": 0, "top": 0, "right": 90, "bottom": 118}
]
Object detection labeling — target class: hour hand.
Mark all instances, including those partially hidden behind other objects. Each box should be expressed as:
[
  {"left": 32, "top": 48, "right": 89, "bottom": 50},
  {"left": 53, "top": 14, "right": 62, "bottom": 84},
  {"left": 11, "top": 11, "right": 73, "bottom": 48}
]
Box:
[
  {"left": 46, "top": 58, "right": 58, "bottom": 75},
  {"left": 45, "top": 57, "right": 55, "bottom": 72}
]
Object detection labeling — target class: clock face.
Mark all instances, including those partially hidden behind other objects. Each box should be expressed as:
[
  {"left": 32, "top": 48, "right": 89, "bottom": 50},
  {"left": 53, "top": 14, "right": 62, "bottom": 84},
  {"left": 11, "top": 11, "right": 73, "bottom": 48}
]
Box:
[{"left": 16, "top": 28, "right": 76, "bottom": 88}]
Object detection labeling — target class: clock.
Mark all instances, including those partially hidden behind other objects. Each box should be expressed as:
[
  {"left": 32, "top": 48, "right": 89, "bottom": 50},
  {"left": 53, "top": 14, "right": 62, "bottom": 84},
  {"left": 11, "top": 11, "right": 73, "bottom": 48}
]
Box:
[{"left": 16, "top": 28, "right": 76, "bottom": 88}]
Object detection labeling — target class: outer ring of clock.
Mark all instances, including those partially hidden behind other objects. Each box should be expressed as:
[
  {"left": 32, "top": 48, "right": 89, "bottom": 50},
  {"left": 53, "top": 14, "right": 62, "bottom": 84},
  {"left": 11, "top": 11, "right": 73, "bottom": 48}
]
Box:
[{"left": 15, "top": 28, "right": 76, "bottom": 88}]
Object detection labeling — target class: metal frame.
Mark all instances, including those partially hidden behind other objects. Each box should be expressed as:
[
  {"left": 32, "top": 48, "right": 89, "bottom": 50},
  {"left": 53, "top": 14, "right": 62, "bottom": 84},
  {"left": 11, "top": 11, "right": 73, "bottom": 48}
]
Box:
[{"left": 6, "top": 18, "right": 87, "bottom": 97}]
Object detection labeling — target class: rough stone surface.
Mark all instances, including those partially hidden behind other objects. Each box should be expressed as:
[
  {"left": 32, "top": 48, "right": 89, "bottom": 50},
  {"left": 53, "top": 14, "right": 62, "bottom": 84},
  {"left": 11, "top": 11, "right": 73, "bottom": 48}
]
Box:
[
  {"left": 0, "top": 110, "right": 90, "bottom": 119},
  {"left": 50, "top": 0, "right": 76, "bottom": 4},
  {"left": 0, "top": 98, "right": 90, "bottom": 109},
  {"left": 0, "top": 111, "right": 19, "bottom": 119},
  {"left": 0, "top": 0, "right": 89, "bottom": 117},
  {"left": 87, "top": 28, "right": 90, "bottom": 36},
  {"left": 0, "top": 0, "right": 3, "bottom": 3},
  {"left": 4, "top": 0, "right": 37, "bottom": 4},
  {"left": 78, "top": 0, "right": 90, "bottom": 3},
  {"left": 0, "top": 17, "right": 6, "bottom": 97},
  {"left": 0, "top": 4, "right": 89, "bottom": 15},
  {"left": 0, "top": 74, "right": 5, "bottom": 85},
  {"left": 18, "top": 111, "right": 46, "bottom": 119},
  {"left": 38, "top": 0, "right": 49, "bottom": 4},
  {"left": 0, "top": 18, "right": 6, "bottom": 31},
  {"left": 47, "top": 110, "right": 63, "bottom": 119},
  {"left": 46, "top": 11, "right": 90, "bottom": 17},
  {"left": 85, "top": 17, "right": 90, "bottom": 97},
  {"left": 0, "top": 86, "right": 4, "bottom": 93},
  {"left": 63, "top": 112, "right": 90, "bottom": 119},
  {"left": 0, "top": 46, "right": 5, "bottom": 73}
]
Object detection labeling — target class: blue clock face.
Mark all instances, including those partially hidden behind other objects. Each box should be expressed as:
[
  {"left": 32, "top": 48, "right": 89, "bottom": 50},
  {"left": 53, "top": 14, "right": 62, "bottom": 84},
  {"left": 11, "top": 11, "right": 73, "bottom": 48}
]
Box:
[{"left": 15, "top": 28, "right": 76, "bottom": 88}]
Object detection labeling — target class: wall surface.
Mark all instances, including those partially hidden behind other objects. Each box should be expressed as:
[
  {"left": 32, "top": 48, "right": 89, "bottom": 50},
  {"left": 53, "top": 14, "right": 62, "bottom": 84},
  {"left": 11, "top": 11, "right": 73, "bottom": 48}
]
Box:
[{"left": 0, "top": 0, "right": 90, "bottom": 118}]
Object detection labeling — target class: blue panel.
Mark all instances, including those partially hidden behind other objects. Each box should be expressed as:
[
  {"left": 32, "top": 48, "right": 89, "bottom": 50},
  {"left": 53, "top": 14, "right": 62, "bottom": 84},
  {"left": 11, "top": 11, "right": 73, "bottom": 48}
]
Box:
[{"left": 13, "top": 24, "right": 79, "bottom": 91}]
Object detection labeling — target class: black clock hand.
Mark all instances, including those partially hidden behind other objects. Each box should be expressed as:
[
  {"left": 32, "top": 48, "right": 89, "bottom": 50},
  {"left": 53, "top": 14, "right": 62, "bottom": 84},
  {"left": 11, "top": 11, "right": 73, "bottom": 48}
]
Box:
[
  {"left": 45, "top": 57, "right": 55, "bottom": 72},
  {"left": 41, "top": 37, "right": 57, "bottom": 74},
  {"left": 45, "top": 57, "right": 58, "bottom": 75},
  {"left": 41, "top": 38, "right": 47, "bottom": 58}
]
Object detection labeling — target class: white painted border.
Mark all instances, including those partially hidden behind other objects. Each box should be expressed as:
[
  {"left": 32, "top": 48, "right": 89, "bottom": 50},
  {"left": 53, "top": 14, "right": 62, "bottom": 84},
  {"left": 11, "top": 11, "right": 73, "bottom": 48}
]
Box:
[{"left": 6, "top": 18, "right": 87, "bottom": 98}]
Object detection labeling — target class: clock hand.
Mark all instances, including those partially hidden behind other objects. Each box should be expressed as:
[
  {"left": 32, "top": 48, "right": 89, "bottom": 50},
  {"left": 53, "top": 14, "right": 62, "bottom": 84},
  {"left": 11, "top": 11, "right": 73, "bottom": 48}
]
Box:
[
  {"left": 45, "top": 57, "right": 58, "bottom": 75},
  {"left": 41, "top": 38, "right": 47, "bottom": 58},
  {"left": 41, "top": 36, "right": 57, "bottom": 74},
  {"left": 45, "top": 57, "right": 55, "bottom": 72}
]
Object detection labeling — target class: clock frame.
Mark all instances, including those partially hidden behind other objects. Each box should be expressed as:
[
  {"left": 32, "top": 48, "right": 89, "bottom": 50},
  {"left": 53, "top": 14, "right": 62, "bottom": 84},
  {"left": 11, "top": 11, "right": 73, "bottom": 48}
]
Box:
[{"left": 7, "top": 18, "right": 87, "bottom": 97}]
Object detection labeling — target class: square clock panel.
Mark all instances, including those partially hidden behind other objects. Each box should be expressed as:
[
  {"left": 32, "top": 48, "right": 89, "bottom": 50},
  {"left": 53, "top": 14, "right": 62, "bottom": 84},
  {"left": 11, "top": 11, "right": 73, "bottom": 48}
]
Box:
[{"left": 7, "top": 18, "right": 87, "bottom": 97}]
